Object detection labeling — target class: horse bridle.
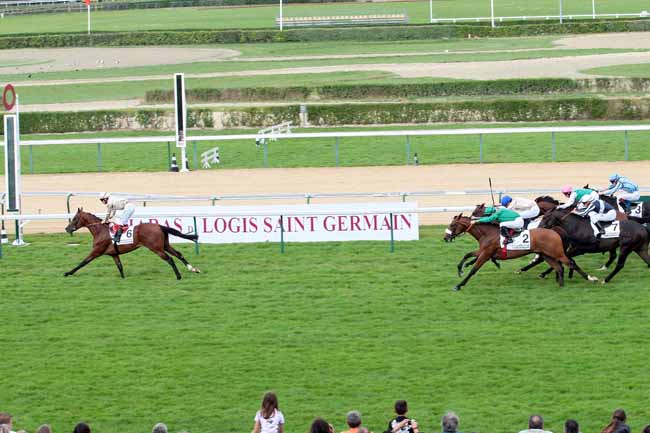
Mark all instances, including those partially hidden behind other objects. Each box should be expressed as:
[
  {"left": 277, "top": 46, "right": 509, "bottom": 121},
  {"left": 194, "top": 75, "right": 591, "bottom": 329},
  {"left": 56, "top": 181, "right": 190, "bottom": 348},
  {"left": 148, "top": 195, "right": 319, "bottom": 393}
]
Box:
[{"left": 446, "top": 218, "right": 471, "bottom": 241}]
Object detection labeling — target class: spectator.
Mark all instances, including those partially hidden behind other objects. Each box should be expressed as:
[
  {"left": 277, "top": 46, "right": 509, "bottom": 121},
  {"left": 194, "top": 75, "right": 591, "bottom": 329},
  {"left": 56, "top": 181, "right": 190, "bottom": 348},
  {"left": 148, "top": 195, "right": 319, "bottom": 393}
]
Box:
[
  {"left": 0, "top": 413, "right": 15, "bottom": 433},
  {"left": 564, "top": 420, "right": 579, "bottom": 433},
  {"left": 311, "top": 418, "right": 331, "bottom": 433},
  {"left": 36, "top": 425, "right": 52, "bottom": 433},
  {"left": 152, "top": 424, "right": 167, "bottom": 433},
  {"left": 441, "top": 411, "right": 460, "bottom": 433},
  {"left": 72, "top": 423, "right": 90, "bottom": 433},
  {"left": 251, "top": 392, "right": 284, "bottom": 433},
  {"left": 642, "top": 426, "right": 650, "bottom": 433},
  {"left": 385, "top": 401, "right": 419, "bottom": 433},
  {"left": 519, "top": 415, "right": 553, "bottom": 433},
  {"left": 601, "top": 409, "right": 630, "bottom": 433},
  {"left": 342, "top": 411, "right": 373, "bottom": 433},
  {"left": 0, "top": 426, "right": 11, "bottom": 433}
]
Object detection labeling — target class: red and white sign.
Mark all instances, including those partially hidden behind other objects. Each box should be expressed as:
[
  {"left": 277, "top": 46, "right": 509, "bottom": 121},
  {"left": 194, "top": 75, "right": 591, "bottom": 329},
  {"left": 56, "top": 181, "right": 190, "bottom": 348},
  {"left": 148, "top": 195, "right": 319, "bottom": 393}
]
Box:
[{"left": 125, "top": 203, "right": 419, "bottom": 244}]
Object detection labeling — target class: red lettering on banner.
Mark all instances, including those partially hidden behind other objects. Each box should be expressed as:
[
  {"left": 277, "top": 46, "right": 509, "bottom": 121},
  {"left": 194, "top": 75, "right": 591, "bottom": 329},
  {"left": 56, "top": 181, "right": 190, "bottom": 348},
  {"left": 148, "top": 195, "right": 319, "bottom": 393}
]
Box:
[
  {"left": 363, "top": 215, "right": 378, "bottom": 230},
  {"left": 249, "top": 217, "right": 259, "bottom": 232},
  {"left": 350, "top": 215, "right": 361, "bottom": 231},
  {"left": 380, "top": 215, "right": 391, "bottom": 230},
  {"left": 263, "top": 217, "right": 273, "bottom": 233},
  {"left": 214, "top": 218, "right": 227, "bottom": 233},
  {"left": 323, "top": 215, "right": 336, "bottom": 231},
  {"left": 228, "top": 217, "right": 241, "bottom": 233},
  {"left": 337, "top": 215, "right": 348, "bottom": 231},
  {"left": 174, "top": 218, "right": 183, "bottom": 230},
  {"left": 202, "top": 218, "right": 213, "bottom": 233},
  {"left": 399, "top": 214, "right": 412, "bottom": 229},
  {"left": 148, "top": 218, "right": 159, "bottom": 224},
  {"left": 306, "top": 216, "right": 317, "bottom": 231},
  {"left": 286, "top": 216, "right": 305, "bottom": 232}
]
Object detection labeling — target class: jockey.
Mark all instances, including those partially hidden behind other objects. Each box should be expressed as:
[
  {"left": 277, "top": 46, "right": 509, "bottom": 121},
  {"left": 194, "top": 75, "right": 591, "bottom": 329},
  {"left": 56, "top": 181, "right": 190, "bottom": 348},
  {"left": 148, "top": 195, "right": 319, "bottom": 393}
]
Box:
[
  {"left": 99, "top": 192, "right": 135, "bottom": 243},
  {"left": 573, "top": 195, "right": 616, "bottom": 238},
  {"left": 475, "top": 205, "right": 523, "bottom": 244},
  {"left": 600, "top": 173, "right": 640, "bottom": 212},
  {"left": 557, "top": 185, "right": 598, "bottom": 210},
  {"left": 500, "top": 195, "right": 540, "bottom": 226}
]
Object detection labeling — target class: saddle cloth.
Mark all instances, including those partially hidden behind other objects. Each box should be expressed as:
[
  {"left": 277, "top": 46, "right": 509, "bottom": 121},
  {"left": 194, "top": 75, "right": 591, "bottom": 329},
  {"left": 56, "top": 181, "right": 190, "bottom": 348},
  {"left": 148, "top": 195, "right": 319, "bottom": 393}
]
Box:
[
  {"left": 109, "top": 223, "right": 136, "bottom": 245},
  {"left": 600, "top": 220, "right": 620, "bottom": 239},
  {"left": 629, "top": 203, "right": 644, "bottom": 218},
  {"left": 500, "top": 229, "right": 531, "bottom": 250}
]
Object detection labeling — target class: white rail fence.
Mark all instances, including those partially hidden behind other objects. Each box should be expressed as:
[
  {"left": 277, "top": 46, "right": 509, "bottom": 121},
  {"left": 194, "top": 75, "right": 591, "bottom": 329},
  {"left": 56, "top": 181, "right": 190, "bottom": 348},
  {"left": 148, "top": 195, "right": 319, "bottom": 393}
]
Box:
[{"left": 4, "top": 124, "right": 650, "bottom": 172}]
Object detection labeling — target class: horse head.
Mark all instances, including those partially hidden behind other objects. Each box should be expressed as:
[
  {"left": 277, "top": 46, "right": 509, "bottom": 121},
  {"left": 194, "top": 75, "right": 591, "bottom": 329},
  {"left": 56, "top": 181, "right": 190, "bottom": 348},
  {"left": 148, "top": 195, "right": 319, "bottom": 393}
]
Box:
[
  {"left": 444, "top": 213, "right": 470, "bottom": 242},
  {"left": 539, "top": 209, "right": 566, "bottom": 229},
  {"left": 65, "top": 208, "right": 101, "bottom": 233},
  {"left": 535, "top": 196, "right": 559, "bottom": 214}
]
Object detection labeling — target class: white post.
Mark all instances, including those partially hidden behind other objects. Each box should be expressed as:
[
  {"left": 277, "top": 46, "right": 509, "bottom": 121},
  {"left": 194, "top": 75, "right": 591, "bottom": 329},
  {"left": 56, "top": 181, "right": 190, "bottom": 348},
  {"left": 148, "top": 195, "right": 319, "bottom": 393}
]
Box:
[
  {"left": 87, "top": 3, "right": 90, "bottom": 35},
  {"left": 559, "top": 0, "right": 563, "bottom": 23},
  {"left": 592, "top": 0, "right": 596, "bottom": 19},
  {"left": 279, "top": 0, "right": 283, "bottom": 31},
  {"left": 429, "top": 0, "right": 432, "bottom": 22},
  {"left": 490, "top": 0, "right": 495, "bottom": 28}
]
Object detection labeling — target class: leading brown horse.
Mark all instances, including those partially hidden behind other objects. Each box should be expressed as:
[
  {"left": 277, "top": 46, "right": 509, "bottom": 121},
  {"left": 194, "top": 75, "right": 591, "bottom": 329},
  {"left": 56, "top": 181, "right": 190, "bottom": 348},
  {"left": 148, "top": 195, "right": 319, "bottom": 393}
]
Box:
[
  {"left": 443, "top": 213, "right": 589, "bottom": 291},
  {"left": 64, "top": 209, "right": 201, "bottom": 280}
]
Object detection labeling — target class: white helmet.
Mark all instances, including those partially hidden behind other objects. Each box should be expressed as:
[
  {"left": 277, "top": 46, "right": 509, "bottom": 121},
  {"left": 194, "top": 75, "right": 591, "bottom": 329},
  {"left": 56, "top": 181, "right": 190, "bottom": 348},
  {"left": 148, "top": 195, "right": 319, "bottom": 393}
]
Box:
[{"left": 98, "top": 192, "right": 110, "bottom": 200}]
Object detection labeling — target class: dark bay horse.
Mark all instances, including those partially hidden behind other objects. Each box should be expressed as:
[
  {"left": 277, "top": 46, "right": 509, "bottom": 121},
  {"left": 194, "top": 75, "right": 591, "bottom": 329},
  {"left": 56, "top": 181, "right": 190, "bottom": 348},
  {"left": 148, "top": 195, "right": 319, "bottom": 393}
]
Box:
[
  {"left": 64, "top": 209, "right": 201, "bottom": 280},
  {"left": 535, "top": 209, "right": 650, "bottom": 283},
  {"left": 600, "top": 194, "right": 650, "bottom": 224},
  {"left": 443, "top": 213, "right": 585, "bottom": 291}
]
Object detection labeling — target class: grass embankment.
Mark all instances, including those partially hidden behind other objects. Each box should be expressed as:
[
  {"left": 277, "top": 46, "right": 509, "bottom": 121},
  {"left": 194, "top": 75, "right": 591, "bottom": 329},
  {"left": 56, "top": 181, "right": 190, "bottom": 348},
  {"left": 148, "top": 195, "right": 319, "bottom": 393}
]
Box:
[
  {"left": 582, "top": 63, "right": 650, "bottom": 77},
  {"left": 0, "top": 0, "right": 648, "bottom": 34},
  {"left": 2, "top": 228, "right": 649, "bottom": 433},
  {"left": 3, "top": 121, "right": 649, "bottom": 174}
]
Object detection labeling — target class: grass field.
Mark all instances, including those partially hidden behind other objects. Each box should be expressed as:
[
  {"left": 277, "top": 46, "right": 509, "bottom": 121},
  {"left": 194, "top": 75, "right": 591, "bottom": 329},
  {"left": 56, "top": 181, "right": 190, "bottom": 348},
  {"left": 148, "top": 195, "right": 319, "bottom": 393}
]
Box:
[
  {"left": 582, "top": 63, "right": 650, "bottom": 77},
  {"left": 4, "top": 121, "right": 650, "bottom": 175},
  {"left": 3, "top": 228, "right": 650, "bottom": 433},
  {"left": 0, "top": 0, "right": 648, "bottom": 34}
]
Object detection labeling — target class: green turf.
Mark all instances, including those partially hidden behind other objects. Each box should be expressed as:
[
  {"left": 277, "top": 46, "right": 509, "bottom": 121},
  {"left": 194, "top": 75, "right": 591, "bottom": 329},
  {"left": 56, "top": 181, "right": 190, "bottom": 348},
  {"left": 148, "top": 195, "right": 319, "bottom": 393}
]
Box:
[
  {"left": 4, "top": 47, "right": 637, "bottom": 83},
  {"left": 2, "top": 228, "right": 650, "bottom": 433},
  {"left": 0, "top": 0, "right": 647, "bottom": 34},
  {"left": 4, "top": 121, "right": 649, "bottom": 175},
  {"left": 580, "top": 63, "right": 650, "bottom": 77}
]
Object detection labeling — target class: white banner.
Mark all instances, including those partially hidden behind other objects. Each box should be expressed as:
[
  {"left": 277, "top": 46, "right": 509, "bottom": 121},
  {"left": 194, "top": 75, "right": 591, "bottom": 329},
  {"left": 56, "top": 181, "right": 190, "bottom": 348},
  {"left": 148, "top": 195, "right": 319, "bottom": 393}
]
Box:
[{"left": 126, "top": 203, "right": 419, "bottom": 244}]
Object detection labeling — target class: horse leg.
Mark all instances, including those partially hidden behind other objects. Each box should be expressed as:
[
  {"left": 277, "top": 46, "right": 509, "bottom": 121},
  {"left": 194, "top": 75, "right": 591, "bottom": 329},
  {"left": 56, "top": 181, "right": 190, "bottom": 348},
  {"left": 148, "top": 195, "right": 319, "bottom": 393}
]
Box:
[
  {"left": 453, "top": 251, "right": 491, "bottom": 291},
  {"left": 599, "top": 249, "right": 617, "bottom": 271},
  {"left": 165, "top": 243, "right": 201, "bottom": 273},
  {"left": 112, "top": 255, "right": 125, "bottom": 279},
  {"left": 604, "top": 246, "right": 633, "bottom": 283},
  {"left": 457, "top": 251, "right": 477, "bottom": 277},
  {"left": 152, "top": 250, "right": 182, "bottom": 280},
  {"left": 633, "top": 243, "right": 650, "bottom": 268},
  {"left": 566, "top": 257, "right": 597, "bottom": 282},
  {"left": 516, "top": 254, "right": 545, "bottom": 274},
  {"left": 64, "top": 249, "right": 102, "bottom": 277},
  {"left": 543, "top": 257, "right": 565, "bottom": 287}
]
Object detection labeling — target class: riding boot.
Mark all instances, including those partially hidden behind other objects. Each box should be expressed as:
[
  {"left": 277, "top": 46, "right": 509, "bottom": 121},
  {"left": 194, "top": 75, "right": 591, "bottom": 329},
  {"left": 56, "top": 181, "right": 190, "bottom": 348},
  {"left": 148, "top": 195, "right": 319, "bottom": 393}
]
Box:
[
  {"left": 114, "top": 227, "right": 123, "bottom": 244},
  {"left": 500, "top": 226, "right": 512, "bottom": 244},
  {"left": 595, "top": 222, "right": 605, "bottom": 238}
]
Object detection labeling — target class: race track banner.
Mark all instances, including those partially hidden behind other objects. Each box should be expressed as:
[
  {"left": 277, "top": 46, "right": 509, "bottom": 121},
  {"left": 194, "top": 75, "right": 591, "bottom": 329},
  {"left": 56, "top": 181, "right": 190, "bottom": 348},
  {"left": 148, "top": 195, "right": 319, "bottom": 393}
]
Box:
[{"left": 127, "top": 203, "right": 419, "bottom": 244}]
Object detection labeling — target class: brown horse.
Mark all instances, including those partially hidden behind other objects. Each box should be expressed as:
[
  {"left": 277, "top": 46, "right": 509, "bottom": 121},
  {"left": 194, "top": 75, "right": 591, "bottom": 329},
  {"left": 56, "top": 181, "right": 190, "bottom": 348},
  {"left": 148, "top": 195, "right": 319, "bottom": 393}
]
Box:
[
  {"left": 443, "top": 213, "right": 588, "bottom": 291},
  {"left": 64, "top": 209, "right": 201, "bottom": 280}
]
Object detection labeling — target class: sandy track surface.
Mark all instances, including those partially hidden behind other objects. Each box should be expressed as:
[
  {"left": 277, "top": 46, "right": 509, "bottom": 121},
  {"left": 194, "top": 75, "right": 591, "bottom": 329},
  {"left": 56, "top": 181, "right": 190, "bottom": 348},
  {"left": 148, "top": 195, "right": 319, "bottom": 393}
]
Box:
[
  {"left": 5, "top": 160, "right": 650, "bottom": 233},
  {"left": 0, "top": 47, "right": 241, "bottom": 74}
]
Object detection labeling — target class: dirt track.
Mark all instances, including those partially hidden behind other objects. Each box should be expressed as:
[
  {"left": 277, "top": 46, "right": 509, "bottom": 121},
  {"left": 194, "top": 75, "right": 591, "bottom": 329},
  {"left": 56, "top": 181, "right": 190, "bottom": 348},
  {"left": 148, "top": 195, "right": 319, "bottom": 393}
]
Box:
[{"left": 5, "top": 160, "right": 650, "bottom": 233}]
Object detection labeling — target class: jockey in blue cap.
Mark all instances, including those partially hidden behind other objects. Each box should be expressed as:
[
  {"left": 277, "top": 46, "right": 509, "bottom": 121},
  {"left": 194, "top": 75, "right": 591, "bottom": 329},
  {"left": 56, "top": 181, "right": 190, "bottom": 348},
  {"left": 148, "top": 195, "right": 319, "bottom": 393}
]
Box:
[
  {"left": 600, "top": 173, "right": 639, "bottom": 212},
  {"left": 501, "top": 195, "right": 540, "bottom": 227}
]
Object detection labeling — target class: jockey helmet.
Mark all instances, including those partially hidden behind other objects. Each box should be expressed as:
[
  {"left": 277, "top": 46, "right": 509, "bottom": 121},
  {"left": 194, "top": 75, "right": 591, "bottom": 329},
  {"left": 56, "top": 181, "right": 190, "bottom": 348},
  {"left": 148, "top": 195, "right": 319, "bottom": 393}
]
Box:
[
  {"left": 501, "top": 195, "right": 512, "bottom": 207},
  {"left": 98, "top": 192, "right": 110, "bottom": 201},
  {"left": 609, "top": 173, "right": 620, "bottom": 183},
  {"left": 561, "top": 185, "right": 573, "bottom": 195}
]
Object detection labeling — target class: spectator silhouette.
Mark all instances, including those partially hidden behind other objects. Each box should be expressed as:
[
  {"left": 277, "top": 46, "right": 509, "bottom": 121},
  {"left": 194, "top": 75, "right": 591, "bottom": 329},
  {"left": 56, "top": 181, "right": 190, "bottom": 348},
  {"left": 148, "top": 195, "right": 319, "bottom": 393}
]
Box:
[
  {"left": 36, "top": 425, "right": 52, "bottom": 433},
  {"left": 251, "top": 392, "right": 284, "bottom": 433},
  {"left": 601, "top": 409, "right": 630, "bottom": 433},
  {"left": 519, "top": 415, "right": 553, "bottom": 433},
  {"left": 311, "top": 418, "right": 332, "bottom": 433},
  {"left": 152, "top": 424, "right": 167, "bottom": 433},
  {"left": 642, "top": 425, "right": 650, "bottom": 433},
  {"left": 342, "top": 411, "right": 373, "bottom": 433},
  {"left": 385, "top": 400, "right": 419, "bottom": 433},
  {"left": 441, "top": 411, "right": 460, "bottom": 433},
  {"left": 72, "top": 423, "right": 91, "bottom": 433},
  {"left": 0, "top": 413, "right": 15, "bottom": 433},
  {"left": 564, "top": 420, "right": 579, "bottom": 433}
]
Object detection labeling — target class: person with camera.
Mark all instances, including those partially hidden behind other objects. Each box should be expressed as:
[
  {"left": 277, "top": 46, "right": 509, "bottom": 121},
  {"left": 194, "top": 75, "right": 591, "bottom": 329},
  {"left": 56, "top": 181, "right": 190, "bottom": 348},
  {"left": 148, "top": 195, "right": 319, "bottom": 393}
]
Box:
[{"left": 385, "top": 400, "right": 420, "bottom": 433}]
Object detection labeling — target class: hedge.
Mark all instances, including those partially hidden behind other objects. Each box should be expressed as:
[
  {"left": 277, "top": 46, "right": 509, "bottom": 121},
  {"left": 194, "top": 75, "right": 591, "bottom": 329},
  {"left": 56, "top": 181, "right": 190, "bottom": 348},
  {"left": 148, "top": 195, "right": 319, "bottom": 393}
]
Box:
[
  {"left": 2, "top": 19, "right": 650, "bottom": 48},
  {"left": 5, "top": 98, "right": 649, "bottom": 134},
  {"left": 144, "top": 78, "right": 650, "bottom": 104}
]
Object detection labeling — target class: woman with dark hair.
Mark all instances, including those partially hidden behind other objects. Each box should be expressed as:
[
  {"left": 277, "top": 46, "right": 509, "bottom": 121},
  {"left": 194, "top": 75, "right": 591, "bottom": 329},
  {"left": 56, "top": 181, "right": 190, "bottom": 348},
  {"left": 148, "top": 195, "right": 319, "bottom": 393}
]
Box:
[
  {"left": 311, "top": 418, "right": 332, "bottom": 433},
  {"left": 251, "top": 392, "right": 285, "bottom": 433},
  {"left": 601, "top": 409, "right": 630, "bottom": 433}
]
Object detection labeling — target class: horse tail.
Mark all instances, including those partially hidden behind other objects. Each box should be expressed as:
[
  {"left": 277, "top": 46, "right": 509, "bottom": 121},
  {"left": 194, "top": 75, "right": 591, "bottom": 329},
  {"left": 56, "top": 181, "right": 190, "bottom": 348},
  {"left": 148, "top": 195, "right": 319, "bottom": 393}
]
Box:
[{"left": 160, "top": 225, "right": 199, "bottom": 242}]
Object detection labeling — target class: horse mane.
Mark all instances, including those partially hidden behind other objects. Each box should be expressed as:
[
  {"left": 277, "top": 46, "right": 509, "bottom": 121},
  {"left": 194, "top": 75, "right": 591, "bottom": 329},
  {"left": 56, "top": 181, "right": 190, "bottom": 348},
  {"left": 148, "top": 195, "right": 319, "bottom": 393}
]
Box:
[
  {"left": 82, "top": 211, "right": 103, "bottom": 223},
  {"left": 535, "top": 195, "right": 559, "bottom": 205}
]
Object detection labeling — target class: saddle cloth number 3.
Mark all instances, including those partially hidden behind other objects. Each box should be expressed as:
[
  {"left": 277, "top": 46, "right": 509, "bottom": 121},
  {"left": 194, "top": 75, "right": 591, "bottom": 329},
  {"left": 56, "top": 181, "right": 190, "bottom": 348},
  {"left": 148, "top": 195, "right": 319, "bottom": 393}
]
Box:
[{"left": 630, "top": 205, "right": 643, "bottom": 218}]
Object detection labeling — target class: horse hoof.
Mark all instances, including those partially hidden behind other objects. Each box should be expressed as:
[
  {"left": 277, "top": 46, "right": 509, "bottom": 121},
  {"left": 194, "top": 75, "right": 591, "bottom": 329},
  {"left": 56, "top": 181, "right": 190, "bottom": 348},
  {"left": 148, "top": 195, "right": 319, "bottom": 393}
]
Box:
[
  {"left": 600, "top": 280, "right": 607, "bottom": 285},
  {"left": 452, "top": 285, "right": 461, "bottom": 292},
  {"left": 514, "top": 270, "right": 521, "bottom": 275},
  {"left": 588, "top": 275, "right": 599, "bottom": 282},
  {"left": 538, "top": 273, "right": 547, "bottom": 280},
  {"left": 64, "top": 272, "right": 70, "bottom": 277},
  {"left": 598, "top": 265, "right": 608, "bottom": 271},
  {"left": 457, "top": 271, "right": 464, "bottom": 278}
]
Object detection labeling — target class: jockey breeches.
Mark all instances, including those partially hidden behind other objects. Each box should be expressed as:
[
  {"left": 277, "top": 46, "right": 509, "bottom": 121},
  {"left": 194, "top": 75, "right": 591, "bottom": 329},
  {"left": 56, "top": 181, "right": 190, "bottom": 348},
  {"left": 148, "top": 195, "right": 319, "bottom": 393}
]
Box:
[
  {"left": 501, "top": 217, "right": 524, "bottom": 230},
  {"left": 590, "top": 209, "right": 616, "bottom": 225},
  {"left": 616, "top": 190, "right": 640, "bottom": 202},
  {"left": 516, "top": 205, "right": 540, "bottom": 220},
  {"left": 120, "top": 203, "right": 135, "bottom": 225}
]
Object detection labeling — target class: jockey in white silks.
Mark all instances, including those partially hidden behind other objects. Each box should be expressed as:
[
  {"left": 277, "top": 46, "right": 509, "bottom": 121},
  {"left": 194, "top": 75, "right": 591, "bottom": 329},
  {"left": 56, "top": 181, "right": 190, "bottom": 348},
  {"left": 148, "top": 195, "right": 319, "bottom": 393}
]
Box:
[{"left": 99, "top": 192, "right": 135, "bottom": 243}]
